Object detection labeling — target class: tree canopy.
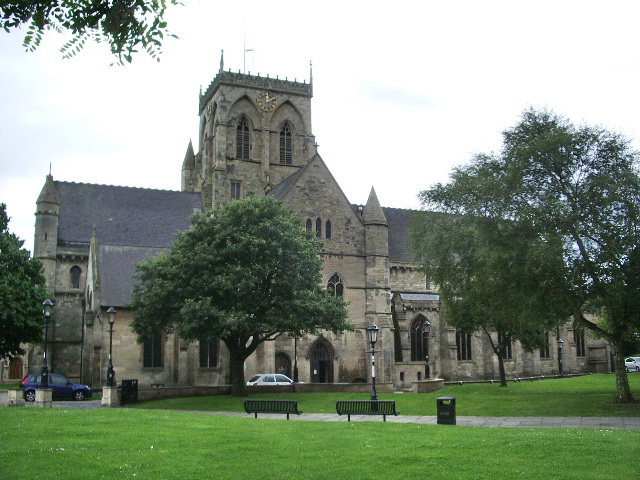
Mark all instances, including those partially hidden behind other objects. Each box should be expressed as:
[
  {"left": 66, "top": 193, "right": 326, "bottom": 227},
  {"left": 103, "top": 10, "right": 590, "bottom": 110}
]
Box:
[
  {"left": 411, "top": 209, "right": 570, "bottom": 386},
  {"left": 0, "top": 0, "right": 181, "bottom": 64},
  {"left": 131, "top": 195, "right": 351, "bottom": 395},
  {"left": 0, "top": 204, "right": 47, "bottom": 358},
  {"left": 413, "top": 108, "right": 640, "bottom": 402}
]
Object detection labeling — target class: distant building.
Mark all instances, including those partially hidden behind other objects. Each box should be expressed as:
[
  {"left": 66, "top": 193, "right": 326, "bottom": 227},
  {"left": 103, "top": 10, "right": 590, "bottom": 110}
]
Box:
[{"left": 30, "top": 58, "right": 611, "bottom": 389}]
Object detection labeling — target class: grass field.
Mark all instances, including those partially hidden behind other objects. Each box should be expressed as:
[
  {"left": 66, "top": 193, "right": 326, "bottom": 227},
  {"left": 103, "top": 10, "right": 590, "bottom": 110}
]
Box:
[
  {"left": 0, "top": 407, "right": 637, "bottom": 480},
  {"left": 1, "top": 374, "right": 639, "bottom": 480},
  {"left": 133, "top": 373, "right": 640, "bottom": 417}
]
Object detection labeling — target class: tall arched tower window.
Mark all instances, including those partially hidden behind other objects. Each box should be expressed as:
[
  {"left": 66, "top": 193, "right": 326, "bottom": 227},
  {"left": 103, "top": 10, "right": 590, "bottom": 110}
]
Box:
[
  {"left": 325, "top": 220, "right": 332, "bottom": 239},
  {"left": 279, "top": 123, "right": 293, "bottom": 164},
  {"left": 327, "top": 273, "right": 344, "bottom": 297},
  {"left": 236, "top": 117, "right": 250, "bottom": 159},
  {"left": 315, "top": 218, "right": 322, "bottom": 238},
  {"left": 410, "top": 316, "right": 429, "bottom": 362}
]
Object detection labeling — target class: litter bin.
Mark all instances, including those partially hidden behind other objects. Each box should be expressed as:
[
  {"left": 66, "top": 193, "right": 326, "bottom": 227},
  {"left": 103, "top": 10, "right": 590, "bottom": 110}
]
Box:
[
  {"left": 121, "top": 379, "right": 138, "bottom": 406},
  {"left": 436, "top": 396, "right": 456, "bottom": 425}
]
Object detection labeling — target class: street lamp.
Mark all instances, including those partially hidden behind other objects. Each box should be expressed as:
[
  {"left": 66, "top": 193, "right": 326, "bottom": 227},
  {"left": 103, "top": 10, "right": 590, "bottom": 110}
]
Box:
[
  {"left": 366, "top": 323, "right": 379, "bottom": 402},
  {"left": 557, "top": 338, "right": 564, "bottom": 377},
  {"left": 293, "top": 335, "right": 299, "bottom": 383},
  {"left": 423, "top": 320, "right": 431, "bottom": 379},
  {"left": 41, "top": 299, "right": 53, "bottom": 387},
  {"left": 106, "top": 307, "right": 116, "bottom": 387}
]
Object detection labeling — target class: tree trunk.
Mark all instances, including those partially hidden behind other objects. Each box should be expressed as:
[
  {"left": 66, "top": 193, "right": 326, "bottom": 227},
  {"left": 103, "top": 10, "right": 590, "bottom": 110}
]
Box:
[
  {"left": 497, "top": 354, "right": 508, "bottom": 387},
  {"left": 611, "top": 341, "right": 636, "bottom": 404},
  {"left": 228, "top": 348, "right": 248, "bottom": 397}
]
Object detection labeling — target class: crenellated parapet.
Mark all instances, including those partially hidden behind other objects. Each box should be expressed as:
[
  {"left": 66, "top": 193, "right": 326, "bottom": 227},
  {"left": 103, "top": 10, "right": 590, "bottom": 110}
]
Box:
[{"left": 200, "top": 70, "right": 312, "bottom": 115}]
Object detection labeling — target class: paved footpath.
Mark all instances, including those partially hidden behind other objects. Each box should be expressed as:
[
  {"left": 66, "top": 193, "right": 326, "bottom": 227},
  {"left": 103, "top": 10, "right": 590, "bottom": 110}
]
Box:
[{"left": 42, "top": 400, "right": 640, "bottom": 430}]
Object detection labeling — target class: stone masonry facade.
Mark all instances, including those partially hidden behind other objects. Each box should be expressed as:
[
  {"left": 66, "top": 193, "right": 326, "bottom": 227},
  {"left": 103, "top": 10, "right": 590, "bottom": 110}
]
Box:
[{"left": 27, "top": 59, "right": 612, "bottom": 389}]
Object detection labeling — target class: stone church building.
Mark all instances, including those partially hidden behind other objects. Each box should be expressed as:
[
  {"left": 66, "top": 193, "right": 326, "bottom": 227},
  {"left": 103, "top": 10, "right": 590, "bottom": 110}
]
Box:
[{"left": 29, "top": 59, "right": 611, "bottom": 389}]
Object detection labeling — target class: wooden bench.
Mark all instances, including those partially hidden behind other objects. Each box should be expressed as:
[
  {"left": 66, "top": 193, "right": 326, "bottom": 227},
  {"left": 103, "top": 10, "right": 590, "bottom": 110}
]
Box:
[
  {"left": 243, "top": 399, "right": 303, "bottom": 420},
  {"left": 336, "top": 400, "right": 399, "bottom": 422}
]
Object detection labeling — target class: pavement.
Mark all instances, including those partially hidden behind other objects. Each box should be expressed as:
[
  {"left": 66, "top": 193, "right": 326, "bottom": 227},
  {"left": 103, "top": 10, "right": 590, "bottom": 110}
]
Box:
[{"left": 29, "top": 400, "right": 640, "bottom": 430}]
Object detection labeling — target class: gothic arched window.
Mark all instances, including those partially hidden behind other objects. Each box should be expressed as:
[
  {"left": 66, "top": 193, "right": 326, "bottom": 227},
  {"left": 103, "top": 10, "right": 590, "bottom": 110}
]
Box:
[
  {"left": 70, "top": 266, "right": 81, "bottom": 289},
  {"left": 327, "top": 274, "right": 344, "bottom": 297},
  {"left": 236, "top": 117, "right": 250, "bottom": 159},
  {"left": 410, "top": 316, "right": 429, "bottom": 362},
  {"left": 325, "top": 220, "right": 332, "bottom": 239},
  {"left": 306, "top": 219, "right": 312, "bottom": 231},
  {"left": 316, "top": 218, "right": 322, "bottom": 238},
  {"left": 279, "top": 123, "right": 293, "bottom": 164}
]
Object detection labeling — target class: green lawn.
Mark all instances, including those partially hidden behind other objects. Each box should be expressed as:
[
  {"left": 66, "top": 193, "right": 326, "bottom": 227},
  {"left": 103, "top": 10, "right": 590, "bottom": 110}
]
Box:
[
  {"left": 133, "top": 373, "right": 640, "bottom": 417},
  {"left": 0, "top": 407, "right": 637, "bottom": 480}
]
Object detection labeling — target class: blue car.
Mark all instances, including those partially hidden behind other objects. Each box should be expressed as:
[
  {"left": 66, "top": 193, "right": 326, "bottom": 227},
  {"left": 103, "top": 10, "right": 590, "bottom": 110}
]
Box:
[{"left": 21, "top": 373, "right": 92, "bottom": 402}]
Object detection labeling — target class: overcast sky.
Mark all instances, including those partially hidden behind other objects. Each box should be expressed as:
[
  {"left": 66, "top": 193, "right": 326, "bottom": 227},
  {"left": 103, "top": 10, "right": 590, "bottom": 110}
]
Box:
[{"left": 1, "top": 0, "right": 639, "bottom": 254}]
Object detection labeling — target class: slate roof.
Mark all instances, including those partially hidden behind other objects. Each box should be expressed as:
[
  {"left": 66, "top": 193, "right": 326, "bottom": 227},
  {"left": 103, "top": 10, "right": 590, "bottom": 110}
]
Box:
[
  {"left": 397, "top": 292, "right": 440, "bottom": 302},
  {"left": 55, "top": 182, "right": 203, "bottom": 248},
  {"left": 383, "top": 207, "right": 417, "bottom": 263},
  {"left": 98, "top": 244, "right": 165, "bottom": 307}
]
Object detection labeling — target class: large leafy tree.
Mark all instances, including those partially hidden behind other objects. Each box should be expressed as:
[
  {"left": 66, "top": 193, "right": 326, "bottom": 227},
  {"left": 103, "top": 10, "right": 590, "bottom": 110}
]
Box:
[
  {"left": 0, "top": 0, "right": 181, "bottom": 64},
  {"left": 0, "top": 203, "right": 47, "bottom": 358},
  {"left": 131, "top": 195, "right": 351, "bottom": 396},
  {"left": 415, "top": 108, "right": 640, "bottom": 403},
  {"left": 411, "top": 208, "right": 570, "bottom": 386}
]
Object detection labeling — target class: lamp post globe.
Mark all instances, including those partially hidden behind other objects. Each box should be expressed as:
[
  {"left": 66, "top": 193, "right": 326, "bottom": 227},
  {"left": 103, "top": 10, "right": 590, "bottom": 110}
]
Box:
[
  {"left": 366, "top": 323, "right": 379, "bottom": 401},
  {"left": 106, "top": 307, "right": 116, "bottom": 387},
  {"left": 423, "top": 320, "right": 431, "bottom": 379},
  {"left": 41, "top": 299, "right": 53, "bottom": 387}
]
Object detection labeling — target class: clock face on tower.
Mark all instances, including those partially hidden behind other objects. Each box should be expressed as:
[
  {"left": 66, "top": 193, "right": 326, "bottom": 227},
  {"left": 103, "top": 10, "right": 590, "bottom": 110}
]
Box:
[{"left": 257, "top": 91, "right": 278, "bottom": 112}]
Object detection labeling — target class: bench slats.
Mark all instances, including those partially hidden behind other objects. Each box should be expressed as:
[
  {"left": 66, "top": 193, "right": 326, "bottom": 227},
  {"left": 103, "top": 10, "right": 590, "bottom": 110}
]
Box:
[
  {"left": 336, "top": 400, "right": 399, "bottom": 421},
  {"left": 244, "top": 399, "right": 302, "bottom": 420}
]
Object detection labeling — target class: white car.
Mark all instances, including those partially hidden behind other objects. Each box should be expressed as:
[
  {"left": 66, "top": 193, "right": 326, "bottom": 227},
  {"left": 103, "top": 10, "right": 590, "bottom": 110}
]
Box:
[
  {"left": 246, "top": 374, "right": 295, "bottom": 386},
  {"left": 625, "top": 357, "right": 640, "bottom": 372}
]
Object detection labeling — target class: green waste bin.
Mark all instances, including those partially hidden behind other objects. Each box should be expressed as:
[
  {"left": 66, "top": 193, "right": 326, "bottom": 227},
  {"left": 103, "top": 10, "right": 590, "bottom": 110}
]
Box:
[
  {"left": 436, "top": 397, "right": 456, "bottom": 425},
  {"left": 121, "top": 379, "right": 138, "bottom": 406}
]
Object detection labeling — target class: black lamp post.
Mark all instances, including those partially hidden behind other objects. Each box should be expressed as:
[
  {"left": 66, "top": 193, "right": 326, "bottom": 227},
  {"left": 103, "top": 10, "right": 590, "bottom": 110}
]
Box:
[
  {"left": 41, "top": 299, "right": 53, "bottom": 387},
  {"left": 293, "top": 335, "right": 299, "bottom": 383},
  {"left": 367, "top": 323, "right": 379, "bottom": 401},
  {"left": 557, "top": 338, "right": 564, "bottom": 377},
  {"left": 106, "top": 307, "right": 116, "bottom": 387},
  {"left": 423, "top": 320, "right": 431, "bottom": 379}
]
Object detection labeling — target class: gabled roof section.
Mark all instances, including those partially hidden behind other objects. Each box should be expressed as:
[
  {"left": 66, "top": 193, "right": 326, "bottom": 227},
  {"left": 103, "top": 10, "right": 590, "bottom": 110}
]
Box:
[
  {"left": 55, "top": 181, "right": 203, "bottom": 248},
  {"left": 268, "top": 153, "right": 362, "bottom": 220}
]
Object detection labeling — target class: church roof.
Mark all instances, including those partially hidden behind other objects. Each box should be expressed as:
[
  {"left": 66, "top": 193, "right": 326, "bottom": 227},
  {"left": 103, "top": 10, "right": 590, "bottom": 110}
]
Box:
[
  {"left": 98, "top": 244, "right": 164, "bottom": 307},
  {"left": 383, "top": 207, "right": 417, "bottom": 263},
  {"left": 55, "top": 181, "right": 203, "bottom": 248}
]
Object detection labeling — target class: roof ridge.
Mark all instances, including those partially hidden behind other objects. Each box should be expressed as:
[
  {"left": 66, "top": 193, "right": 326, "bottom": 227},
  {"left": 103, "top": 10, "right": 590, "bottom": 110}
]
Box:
[{"left": 55, "top": 180, "right": 187, "bottom": 194}]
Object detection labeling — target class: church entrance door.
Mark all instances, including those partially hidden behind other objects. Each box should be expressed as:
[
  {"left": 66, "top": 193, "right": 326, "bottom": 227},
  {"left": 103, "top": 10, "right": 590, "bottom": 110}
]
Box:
[{"left": 311, "top": 342, "right": 333, "bottom": 383}]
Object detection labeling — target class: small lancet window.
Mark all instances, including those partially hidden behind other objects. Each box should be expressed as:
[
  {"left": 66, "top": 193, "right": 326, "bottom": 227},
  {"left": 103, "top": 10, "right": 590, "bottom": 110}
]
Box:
[
  {"left": 316, "top": 218, "right": 322, "bottom": 238},
  {"left": 280, "top": 123, "right": 293, "bottom": 164},
  {"left": 306, "top": 219, "right": 312, "bottom": 231},
  {"left": 325, "top": 220, "right": 332, "bottom": 239},
  {"left": 70, "top": 266, "right": 81, "bottom": 289}
]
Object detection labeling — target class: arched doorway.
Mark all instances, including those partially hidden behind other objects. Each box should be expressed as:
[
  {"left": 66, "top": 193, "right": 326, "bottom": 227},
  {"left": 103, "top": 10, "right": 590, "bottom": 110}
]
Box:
[
  {"left": 310, "top": 341, "right": 333, "bottom": 383},
  {"left": 275, "top": 352, "right": 292, "bottom": 378}
]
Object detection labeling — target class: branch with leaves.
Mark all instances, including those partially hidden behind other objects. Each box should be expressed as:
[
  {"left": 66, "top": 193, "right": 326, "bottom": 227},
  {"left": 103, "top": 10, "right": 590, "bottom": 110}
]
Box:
[{"left": 0, "top": 0, "right": 181, "bottom": 64}]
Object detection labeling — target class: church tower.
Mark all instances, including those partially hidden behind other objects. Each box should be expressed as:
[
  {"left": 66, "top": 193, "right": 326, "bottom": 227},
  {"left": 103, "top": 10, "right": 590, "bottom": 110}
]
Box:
[{"left": 182, "top": 52, "right": 316, "bottom": 210}]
